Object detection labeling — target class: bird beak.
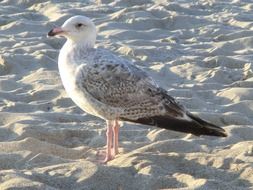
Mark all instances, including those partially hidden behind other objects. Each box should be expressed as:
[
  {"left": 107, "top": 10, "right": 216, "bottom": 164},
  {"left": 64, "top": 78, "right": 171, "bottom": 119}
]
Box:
[{"left": 48, "top": 27, "right": 65, "bottom": 37}]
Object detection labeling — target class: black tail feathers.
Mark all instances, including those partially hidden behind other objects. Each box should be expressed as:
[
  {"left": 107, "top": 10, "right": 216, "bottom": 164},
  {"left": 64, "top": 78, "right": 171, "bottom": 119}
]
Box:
[
  {"left": 186, "top": 113, "right": 227, "bottom": 137},
  {"left": 120, "top": 113, "right": 227, "bottom": 137}
]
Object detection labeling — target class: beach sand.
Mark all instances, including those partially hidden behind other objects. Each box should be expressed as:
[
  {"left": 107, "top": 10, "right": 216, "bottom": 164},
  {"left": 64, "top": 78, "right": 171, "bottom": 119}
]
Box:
[{"left": 0, "top": 0, "right": 252, "bottom": 189}]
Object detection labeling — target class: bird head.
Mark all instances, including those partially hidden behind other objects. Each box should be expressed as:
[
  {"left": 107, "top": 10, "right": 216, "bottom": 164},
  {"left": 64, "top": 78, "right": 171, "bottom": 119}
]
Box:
[{"left": 48, "top": 15, "right": 97, "bottom": 47}]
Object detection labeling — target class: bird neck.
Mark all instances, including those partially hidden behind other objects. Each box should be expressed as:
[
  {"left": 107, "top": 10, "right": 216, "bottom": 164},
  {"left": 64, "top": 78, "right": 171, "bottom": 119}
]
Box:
[
  {"left": 66, "top": 38, "right": 95, "bottom": 50},
  {"left": 60, "top": 39, "right": 95, "bottom": 68}
]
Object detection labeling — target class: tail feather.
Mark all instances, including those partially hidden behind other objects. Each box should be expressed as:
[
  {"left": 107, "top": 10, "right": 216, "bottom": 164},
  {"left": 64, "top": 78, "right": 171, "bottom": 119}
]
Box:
[
  {"left": 120, "top": 113, "right": 227, "bottom": 137},
  {"left": 186, "top": 113, "right": 227, "bottom": 137}
]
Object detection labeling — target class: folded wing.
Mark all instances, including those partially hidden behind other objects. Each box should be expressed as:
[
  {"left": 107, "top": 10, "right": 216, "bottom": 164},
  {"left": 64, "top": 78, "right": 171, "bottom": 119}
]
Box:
[{"left": 75, "top": 49, "right": 227, "bottom": 137}]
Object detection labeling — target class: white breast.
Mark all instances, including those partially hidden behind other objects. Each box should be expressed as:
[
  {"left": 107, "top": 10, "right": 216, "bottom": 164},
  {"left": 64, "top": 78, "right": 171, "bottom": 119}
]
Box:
[{"left": 58, "top": 45, "right": 100, "bottom": 117}]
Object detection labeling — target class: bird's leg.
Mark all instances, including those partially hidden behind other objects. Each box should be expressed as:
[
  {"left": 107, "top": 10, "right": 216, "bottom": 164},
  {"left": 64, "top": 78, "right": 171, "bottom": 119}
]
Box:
[
  {"left": 112, "top": 120, "right": 120, "bottom": 156},
  {"left": 103, "top": 120, "right": 113, "bottom": 163},
  {"left": 96, "top": 120, "right": 119, "bottom": 163}
]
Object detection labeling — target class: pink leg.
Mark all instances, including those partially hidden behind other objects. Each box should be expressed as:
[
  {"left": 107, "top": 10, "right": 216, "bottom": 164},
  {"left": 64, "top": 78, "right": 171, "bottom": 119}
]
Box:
[
  {"left": 103, "top": 120, "right": 113, "bottom": 163},
  {"left": 112, "top": 120, "right": 120, "bottom": 156}
]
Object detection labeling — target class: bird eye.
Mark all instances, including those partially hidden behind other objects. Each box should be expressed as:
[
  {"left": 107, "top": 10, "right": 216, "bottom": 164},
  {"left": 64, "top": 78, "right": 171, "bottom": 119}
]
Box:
[{"left": 76, "top": 23, "right": 84, "bottom": 28}]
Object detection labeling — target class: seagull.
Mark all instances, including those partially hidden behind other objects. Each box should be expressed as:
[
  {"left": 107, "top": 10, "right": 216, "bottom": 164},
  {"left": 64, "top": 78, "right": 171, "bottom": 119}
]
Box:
[{"left": 48, "top": 15, "right": 227, "bottom": 163}]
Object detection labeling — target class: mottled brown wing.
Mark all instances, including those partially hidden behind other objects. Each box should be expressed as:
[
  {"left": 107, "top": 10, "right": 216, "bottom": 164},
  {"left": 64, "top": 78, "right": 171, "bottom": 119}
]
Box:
[{"left": 75, "top": 51, "right": 185, "bottom": 120}]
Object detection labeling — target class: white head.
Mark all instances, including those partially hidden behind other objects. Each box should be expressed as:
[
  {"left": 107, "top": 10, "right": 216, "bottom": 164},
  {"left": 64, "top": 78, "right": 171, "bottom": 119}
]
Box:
[{"left": 48, "top": 15, "right": 97, "bottom": 47}]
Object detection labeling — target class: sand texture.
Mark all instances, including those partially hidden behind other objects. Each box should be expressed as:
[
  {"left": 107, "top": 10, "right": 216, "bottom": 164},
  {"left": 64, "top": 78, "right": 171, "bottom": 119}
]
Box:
[{"left": 0, "top": 0, "right": 253, "bottom": 189}]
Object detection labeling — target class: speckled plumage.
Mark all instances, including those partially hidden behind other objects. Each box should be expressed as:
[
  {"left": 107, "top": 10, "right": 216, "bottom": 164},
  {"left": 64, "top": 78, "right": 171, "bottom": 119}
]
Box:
[
  {"left": 50, "top": 15, "right": 226, "bottom": 162},
  {"left": 64, "top": 46, "right": 185, "bottom": 121}
]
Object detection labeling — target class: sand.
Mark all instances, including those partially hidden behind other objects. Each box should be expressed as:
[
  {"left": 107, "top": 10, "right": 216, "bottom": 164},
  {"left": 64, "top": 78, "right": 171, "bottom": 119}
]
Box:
[{"left": 0, "top": 0, "right": 252, "bottom": 189}]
